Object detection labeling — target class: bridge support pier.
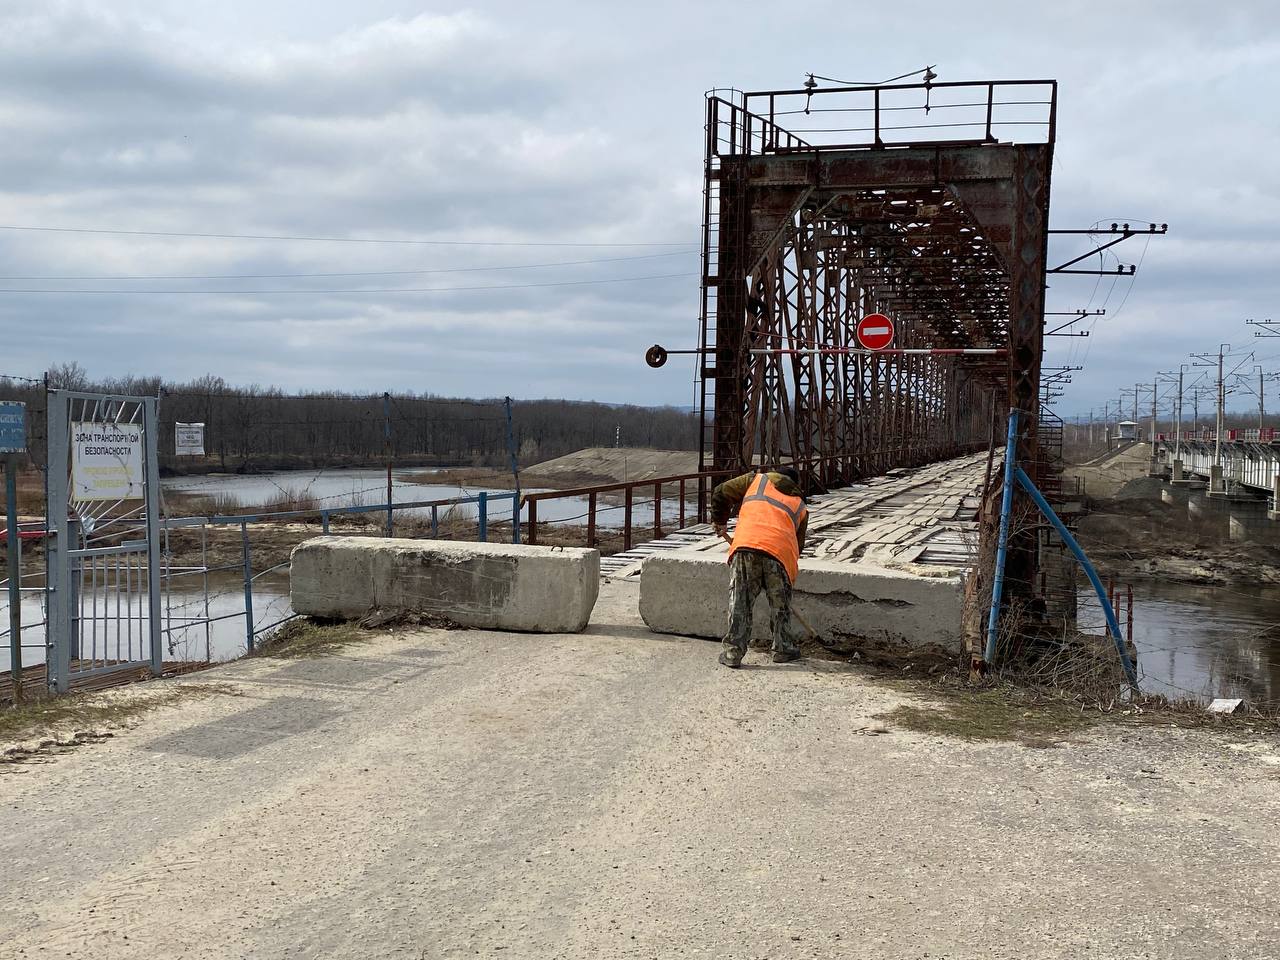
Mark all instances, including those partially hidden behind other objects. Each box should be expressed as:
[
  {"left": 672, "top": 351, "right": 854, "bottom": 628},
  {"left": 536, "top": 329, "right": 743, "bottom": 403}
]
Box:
[
  {"left": 1161, "top": 481, "right": 1189, "bottom": 509},
  {"left": 1229, "top": 499, "right": 1276, "bottom": 544},
  {"left": 1171, "top": 459, "right": 1184, "bottom": 482},
  {"left": 1188, "top": 486, "right": 1229, "bottom": 532},
  {"left": 1270, "top": 474, "right": 1280, "bottom": 522},
  {"left": 1209, "top": 464, "right": 1225, "bottom": 494}
]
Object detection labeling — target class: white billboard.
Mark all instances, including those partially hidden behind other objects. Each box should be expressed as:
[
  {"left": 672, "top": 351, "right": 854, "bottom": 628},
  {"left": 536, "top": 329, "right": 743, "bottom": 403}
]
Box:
[
  {"left": 71, "top": 421, "right": 145, "bottom": 501},
  {"left": 175, "top": 422, "right": 205, "bottom": 457}
]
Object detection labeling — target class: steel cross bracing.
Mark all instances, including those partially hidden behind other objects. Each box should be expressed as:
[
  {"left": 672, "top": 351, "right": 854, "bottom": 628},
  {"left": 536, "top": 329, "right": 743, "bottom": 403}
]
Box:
[{"left": 697, "top": 78, "right": 1055, "bottom": 491}]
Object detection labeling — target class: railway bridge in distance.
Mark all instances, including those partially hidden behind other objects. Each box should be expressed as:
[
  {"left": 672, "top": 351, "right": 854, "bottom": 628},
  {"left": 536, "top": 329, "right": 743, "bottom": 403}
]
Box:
[{"left": 1157, "top": 430, "right": 1280, "bottom": 542}]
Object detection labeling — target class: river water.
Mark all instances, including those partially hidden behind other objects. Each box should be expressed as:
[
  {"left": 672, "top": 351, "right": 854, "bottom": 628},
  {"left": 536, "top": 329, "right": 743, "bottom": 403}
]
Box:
[
  {"left": 161, "top": 467, "right": 686, "bottom": 526},
  {"left": 1079, "top": 579, "right": 1280, "bottom": 704},
  {"left": 2, "top": 572, "right": 290, "bottom": 674}
]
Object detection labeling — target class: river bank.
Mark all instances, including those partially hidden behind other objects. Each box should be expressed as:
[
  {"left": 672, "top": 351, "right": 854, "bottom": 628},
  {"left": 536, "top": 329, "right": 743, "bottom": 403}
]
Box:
[{"left": 1076, "top": 489, "right": 1280, "bottom": 587}]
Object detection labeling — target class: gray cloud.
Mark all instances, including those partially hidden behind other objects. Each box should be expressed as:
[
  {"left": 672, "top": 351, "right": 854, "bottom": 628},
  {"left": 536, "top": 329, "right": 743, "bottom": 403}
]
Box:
[{"left": 0, "top": 0, "right": 1276, "bottom": 414}]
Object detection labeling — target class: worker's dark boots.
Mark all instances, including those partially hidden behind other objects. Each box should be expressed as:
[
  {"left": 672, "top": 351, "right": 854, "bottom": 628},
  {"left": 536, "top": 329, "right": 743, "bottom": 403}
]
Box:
[
  {"left": 718, "top": 650, "right": 742, "bottom": 669},
  {"left": 771, "top": 648, "right": 803, "bottom": 664}
]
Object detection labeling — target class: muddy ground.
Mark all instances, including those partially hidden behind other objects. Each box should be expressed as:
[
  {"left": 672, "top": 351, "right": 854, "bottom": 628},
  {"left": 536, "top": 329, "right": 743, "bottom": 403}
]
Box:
[
  {"left": 1060, "top": 444, "right": 1280, "bottom": 586},
  {"left": 1076, "top": 485, "right": 1280, "bottom": 586}
]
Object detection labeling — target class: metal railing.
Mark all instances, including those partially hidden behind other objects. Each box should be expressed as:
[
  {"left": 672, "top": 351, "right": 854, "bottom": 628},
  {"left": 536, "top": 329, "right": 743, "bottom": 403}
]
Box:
[
  {"left": 162, "top": 490, "right": 519, "bottom": 653},
  {"left": 733, "top": 78, "right": 1057, "bottom": 153},
  {"left": 523, "top": 470, "right": 732, "bottom": 552},
  {"left": 1175, "top": 427, "right": 1279, "bottom": 443},
  {"left": 2, "top": 489, "right": 522, "bottom": 694}
]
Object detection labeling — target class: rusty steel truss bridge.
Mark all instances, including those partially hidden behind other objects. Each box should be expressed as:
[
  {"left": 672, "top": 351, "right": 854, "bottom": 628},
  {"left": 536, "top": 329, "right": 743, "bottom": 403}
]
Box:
[
  {"left": 639, "top": 75, "right": 1165, "bottom": 642},
  {"left": 692, "top": 77, "right": 1058, "bottom": 489}
]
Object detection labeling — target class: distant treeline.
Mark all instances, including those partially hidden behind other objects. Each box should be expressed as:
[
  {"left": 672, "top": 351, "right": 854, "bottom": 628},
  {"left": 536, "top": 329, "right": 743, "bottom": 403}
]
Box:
[{"left": 0, "top": 364, "right": 697, "bottom": 474}]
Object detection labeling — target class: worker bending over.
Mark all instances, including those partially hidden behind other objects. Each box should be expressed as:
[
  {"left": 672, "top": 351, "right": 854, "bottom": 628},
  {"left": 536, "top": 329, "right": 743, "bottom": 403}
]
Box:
[{"left": 711, "top": 466, "right": 808, "bottom": 669}]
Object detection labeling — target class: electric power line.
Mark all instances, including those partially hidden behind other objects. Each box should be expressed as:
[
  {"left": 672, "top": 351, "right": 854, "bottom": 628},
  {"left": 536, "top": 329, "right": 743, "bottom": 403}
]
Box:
[
  {"left": 0, "top": 223, "right": 697, "bottom": 248},
  {"left": 0, "top": 272, "right": 696, "bottom": 295},
  {"left": 0, "top": 251, "right": 695, "bottom": 282}
]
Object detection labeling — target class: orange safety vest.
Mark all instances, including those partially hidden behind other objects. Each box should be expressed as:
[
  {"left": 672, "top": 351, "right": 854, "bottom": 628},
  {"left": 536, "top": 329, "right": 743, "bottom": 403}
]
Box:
[{"left": 728, "top": 474, "right": 808, "bottom": 584}]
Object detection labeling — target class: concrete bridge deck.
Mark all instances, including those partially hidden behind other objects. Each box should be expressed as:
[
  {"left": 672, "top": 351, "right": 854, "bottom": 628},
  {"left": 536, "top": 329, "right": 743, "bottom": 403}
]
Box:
[{"left": 3, "top": 578, "right": 1280, "bottom": 959}]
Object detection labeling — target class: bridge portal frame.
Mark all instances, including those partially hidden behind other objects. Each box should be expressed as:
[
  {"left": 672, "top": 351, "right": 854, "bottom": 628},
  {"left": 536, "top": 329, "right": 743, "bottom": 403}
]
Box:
[{"left": 697, "top": 79, "right": 1056, "bottom": 491}]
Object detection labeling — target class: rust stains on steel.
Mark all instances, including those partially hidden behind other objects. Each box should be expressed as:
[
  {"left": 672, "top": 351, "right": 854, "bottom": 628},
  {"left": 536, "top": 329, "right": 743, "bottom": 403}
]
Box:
[
  {"left": 693, "top": 77, "right": 1057, "bottom": 494},
  {"left": 684, "top": 75, "right": 1060, "bottom": 629}
]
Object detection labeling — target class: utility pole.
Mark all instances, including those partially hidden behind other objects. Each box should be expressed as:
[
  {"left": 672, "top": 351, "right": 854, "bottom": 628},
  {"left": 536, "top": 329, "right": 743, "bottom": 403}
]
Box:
[
  {"left": 1260, "top": 365, "right": 1265, "bottom": 431},
  {"left": 1150, "top": 380, "right": 1158, "bottom": 447},
  {"left": 1188, "top": 382, "right": 1214, "bottom": 436},
  {"left": 503, "top": 396, "right": 521, "bottom": 544},
  {"left": 1217, "top": 349, "right": 1224, "bottom": 470},
  {"left": 1191, "top": 344, "right": 1231, "bottom": 488},
  {"left": 383, "top": 392, "right": 393, "bottom": 538},
  {"left": 1175, "top": 366, "right": 1184, "bottom": 444},
  {"left": 1157, "top": 365, "right": 1187, "bottom": 448}
]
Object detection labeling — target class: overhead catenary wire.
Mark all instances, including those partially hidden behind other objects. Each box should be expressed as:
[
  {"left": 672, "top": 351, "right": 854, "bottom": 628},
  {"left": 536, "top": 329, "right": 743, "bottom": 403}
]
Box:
[
  {"left": 159, "top": 388, "right": 508, "bottom": 406},
  {"left": 0, "top": 251, "right": 695, "bottom": 282},
  {"left": 807, "top": 65, "right": 936, "bottom": 87},
  {"left": 0, "top": 224, "right": 697, "bottom": 248},
  {"left": 0, "top": 272, "right": 696, "bottom": 295}
]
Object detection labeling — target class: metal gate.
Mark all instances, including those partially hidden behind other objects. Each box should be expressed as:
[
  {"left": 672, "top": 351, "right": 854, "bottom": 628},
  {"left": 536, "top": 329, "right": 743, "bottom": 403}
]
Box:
[{"left": 46, "top": 390, "right": 163, "bottom": 693}]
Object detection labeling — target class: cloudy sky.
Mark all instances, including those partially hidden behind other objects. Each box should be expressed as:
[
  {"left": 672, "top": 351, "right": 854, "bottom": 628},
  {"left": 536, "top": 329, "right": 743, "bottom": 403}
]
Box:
[{"left": 0, "top": 1, "right": 1276, "bottom": 416}]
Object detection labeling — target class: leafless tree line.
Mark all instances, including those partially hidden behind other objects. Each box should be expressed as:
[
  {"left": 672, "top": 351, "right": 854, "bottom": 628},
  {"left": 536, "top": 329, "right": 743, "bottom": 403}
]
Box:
[{"left": 1, "top": 363, "right": 697, "bottom": 473}]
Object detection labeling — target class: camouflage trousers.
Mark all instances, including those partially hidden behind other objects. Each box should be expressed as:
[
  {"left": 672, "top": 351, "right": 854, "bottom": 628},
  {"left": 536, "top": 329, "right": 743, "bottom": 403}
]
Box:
[{"left": 722, "top": 548, "right": 803, "bottom": 661}]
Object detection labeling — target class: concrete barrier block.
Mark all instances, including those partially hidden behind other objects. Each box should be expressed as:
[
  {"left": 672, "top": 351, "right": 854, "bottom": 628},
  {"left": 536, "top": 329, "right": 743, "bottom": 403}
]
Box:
[
  {"left": 639, "top": 550, "right": 964, "bottom": 651},
  {"left": 290, "top": 536, "right": 600, "bottom": 633}
]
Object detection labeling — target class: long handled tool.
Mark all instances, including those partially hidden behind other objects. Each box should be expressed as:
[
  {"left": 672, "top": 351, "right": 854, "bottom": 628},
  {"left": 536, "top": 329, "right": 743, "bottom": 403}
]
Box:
[{"left": 718, "top": 528, "right": 820, "bottom": 642}]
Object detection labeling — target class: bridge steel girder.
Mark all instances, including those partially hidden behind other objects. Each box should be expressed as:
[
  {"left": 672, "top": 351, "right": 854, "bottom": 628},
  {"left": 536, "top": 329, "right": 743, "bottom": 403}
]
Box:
[
  {"left": 694, "top": 82, "right": 1057, "bottom": 642},
  {"left": 702, "top": 141, "right": 1052, "bottom": 485}
]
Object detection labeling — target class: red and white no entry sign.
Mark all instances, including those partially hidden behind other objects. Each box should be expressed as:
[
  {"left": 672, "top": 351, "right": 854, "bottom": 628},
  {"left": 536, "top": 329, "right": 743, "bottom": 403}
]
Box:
[{"left": 856, "top": 313, "right": 895, "bottom": 351}]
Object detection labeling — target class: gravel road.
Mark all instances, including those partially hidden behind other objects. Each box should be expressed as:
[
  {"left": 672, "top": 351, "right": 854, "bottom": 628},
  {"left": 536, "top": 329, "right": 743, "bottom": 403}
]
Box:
[{"left": 4, "top": 579, "right": 1280, "bottom": 959}]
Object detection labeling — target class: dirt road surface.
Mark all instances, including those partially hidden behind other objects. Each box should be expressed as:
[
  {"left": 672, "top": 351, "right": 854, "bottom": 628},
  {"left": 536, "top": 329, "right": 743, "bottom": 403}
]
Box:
[{"left": 4, "top": 580, "right": 1280, "bottom": 959}]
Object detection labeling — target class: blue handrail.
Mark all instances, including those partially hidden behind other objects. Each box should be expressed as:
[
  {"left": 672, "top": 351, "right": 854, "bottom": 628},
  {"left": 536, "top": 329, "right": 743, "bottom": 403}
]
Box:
[
  {"left": 984, "top": 409, "right": 1020, "bottom": 663},
  {"left": 1014, "top": 465, "right": 1139, "bottom": 689},
  {"left": 984, "top": 407, "right": 1139, "bottom": 691}
]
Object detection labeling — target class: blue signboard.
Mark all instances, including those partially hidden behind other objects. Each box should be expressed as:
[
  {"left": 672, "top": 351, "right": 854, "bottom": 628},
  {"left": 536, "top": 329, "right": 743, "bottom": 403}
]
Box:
[{"left": 0, "top": 401, "right": 26, "bottom": 454}]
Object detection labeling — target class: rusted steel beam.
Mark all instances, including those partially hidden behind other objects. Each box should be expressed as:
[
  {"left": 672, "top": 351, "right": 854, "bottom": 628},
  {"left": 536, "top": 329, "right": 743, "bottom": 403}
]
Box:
[{"left": 695, "top": 78, "right": 1053, "bottom": 596}]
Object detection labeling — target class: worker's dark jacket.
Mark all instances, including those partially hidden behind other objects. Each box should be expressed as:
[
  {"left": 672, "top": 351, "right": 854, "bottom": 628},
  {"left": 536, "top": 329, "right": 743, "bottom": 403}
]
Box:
[{"left": 710, "top": 471, "right": 808, "bottom": 553}]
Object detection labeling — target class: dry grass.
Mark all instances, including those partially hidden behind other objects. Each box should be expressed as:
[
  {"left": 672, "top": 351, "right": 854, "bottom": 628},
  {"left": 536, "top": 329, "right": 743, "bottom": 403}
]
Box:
[
  {"left": 879, "top": 687, "right": 1095, "bottom": 747},
  {"left": 0, "top": 682, "right": 237, "bottom": 747},
  {"left": 869, "top": 665, "right": 1280, "bottom": 746},
  {"left": 251, "top": 618, "right": 369, "bottom": 659}
]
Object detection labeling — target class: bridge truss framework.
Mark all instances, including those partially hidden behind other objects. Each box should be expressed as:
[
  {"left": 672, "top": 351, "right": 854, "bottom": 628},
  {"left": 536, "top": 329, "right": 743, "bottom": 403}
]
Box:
[{"left": 696, "top": 78, "right": 1057, "bottom": 490}]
